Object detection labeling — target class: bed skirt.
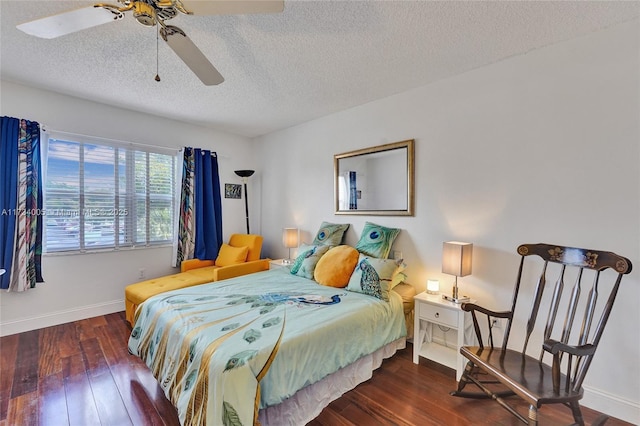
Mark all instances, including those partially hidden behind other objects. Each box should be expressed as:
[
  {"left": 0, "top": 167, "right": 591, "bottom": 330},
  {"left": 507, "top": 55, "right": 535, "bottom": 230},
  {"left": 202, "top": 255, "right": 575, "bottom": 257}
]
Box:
[{"left": 258, "top": 337, "right": 406, "bottom": 425}]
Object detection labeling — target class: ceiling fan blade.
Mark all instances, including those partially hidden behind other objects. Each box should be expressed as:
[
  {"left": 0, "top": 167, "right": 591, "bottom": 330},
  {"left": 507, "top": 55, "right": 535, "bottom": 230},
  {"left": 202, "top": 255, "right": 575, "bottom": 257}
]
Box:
[
  {"left": 161, "top": 25, "right": 224, "bottom": 86},
  {"left": 16, "top": 6, "right": 122, "bottom": 39},
  {"left": 179, "top": 0, "right": 284, "bottom": 16}
]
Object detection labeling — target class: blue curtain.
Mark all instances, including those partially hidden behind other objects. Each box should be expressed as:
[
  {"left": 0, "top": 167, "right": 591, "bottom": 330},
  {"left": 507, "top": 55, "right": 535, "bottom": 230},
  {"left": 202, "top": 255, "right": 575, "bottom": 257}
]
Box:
[
  {"left": 0, "top": 116, "right": 43, "bottom": 291},
  {"left": 194, "top": 148, "right": 223, "bottom": 260},
  {"left": 175, "top": 147, "right": 223, "bottom": 264},
  {"left": 0, "top": 118, "right": 19, "bottom": 289}
]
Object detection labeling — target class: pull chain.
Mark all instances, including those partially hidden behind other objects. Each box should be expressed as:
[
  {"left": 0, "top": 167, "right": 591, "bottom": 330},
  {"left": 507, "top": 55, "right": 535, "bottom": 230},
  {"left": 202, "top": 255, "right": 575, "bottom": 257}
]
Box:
[{"left": 155, "top": 23, "right": 161, "bottom": 82}]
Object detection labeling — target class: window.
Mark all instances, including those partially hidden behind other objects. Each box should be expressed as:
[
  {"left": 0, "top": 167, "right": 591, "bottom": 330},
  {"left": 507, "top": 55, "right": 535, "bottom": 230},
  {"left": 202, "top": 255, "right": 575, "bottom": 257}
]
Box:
[{"left": 44, "top": 132, "right": 177, "bottom": 253}]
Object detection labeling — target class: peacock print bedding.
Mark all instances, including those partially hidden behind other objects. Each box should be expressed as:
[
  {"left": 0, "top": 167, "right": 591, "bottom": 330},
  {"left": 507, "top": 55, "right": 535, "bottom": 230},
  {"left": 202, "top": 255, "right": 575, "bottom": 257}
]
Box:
[{"left": 128, "top": 267, "right": 406, "bottom": 426}]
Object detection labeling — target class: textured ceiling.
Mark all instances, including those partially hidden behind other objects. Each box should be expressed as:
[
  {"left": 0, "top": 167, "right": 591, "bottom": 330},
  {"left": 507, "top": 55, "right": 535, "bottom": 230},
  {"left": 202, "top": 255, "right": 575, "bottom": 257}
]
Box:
[{"left": 1, "top": 1, "right": 639, "bottom": 138}]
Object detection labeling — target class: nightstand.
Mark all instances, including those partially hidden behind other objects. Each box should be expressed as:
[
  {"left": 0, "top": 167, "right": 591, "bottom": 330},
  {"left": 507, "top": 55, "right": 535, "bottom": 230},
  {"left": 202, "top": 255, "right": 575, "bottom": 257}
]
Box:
[
  {"left": 412, "top": 292, "right": 475, "bottom": 381},
  {"left": 269, "top": 259, "right": 292, "bottom": 270}
]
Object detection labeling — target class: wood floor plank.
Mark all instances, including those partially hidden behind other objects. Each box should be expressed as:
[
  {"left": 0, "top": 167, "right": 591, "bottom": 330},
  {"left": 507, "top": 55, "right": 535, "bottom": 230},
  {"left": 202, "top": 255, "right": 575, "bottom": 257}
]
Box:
[
  {"left": 0, "top": 333, "right": 19, "bottom": 421},
  {"left": 110, "top": 362, "right": 168, "bottom": 426},
  {"left": 62, "top": 353, "right": 101, "bottom": 426},
  {"left": 6, "top": 390, "right": 38, "bottom": 426},
  {"left": 132, "top": 364, "right": 181, "bottom": 425},
  {"left": 97, "top": 318, "right": 134, "bottom": 366},
  {"left": 57, "top": 321, "right": 81, "bottom": 359},
  {"left": 38, "top": 371, "right": 69, "bottom": 426},
  {"left": 95, "top": 323, "right": 168, "bottom": 425},
  {"left": 363, "top": 361, "right": 464, "bottom": 424},
  {"left": 349, "top": 379, "right": 444, "bottom": 425},
  {"left": 38, "top": 325, "right": 64, "bottom": 378},
  {"left": 81, "top": 338, "right": 133, "bottom": 425},
  {"left": 345, "top": 389, "right": 417, "bottom": 426},
  {"left": 10, "top": 330, "right": 39, "bottom": 399},
  {"left": 308, "top": 403, "right": 356, "bottom": 426},
  {"left": 75, "top": 316, "right": 108, "bottom": 342}
]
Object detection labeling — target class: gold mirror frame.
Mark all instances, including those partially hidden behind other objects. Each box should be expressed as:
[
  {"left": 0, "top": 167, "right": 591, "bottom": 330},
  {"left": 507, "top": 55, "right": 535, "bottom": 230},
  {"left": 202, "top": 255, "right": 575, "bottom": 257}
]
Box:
[{"left": 334, "top": 139, "right": 415, "bottom": 216}]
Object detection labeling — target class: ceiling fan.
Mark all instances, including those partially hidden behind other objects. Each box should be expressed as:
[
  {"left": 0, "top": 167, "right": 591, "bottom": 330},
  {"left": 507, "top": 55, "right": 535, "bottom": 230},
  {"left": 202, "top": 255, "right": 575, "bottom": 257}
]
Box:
[{"left": 16, "top": 0, "right": 285, "bottom": 85}]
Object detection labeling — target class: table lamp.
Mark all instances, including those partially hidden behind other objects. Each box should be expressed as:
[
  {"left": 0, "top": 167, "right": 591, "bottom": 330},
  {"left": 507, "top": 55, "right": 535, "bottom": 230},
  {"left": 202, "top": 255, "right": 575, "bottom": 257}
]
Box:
[
  {"left": 441, "top": 241, "right": 472, "bottom": 303},
  {"left": 282, "top": 228, "right": 299, "bottom": 264},
  {"left": 426, "top": 279, "right": 440, "bottom": 294}
]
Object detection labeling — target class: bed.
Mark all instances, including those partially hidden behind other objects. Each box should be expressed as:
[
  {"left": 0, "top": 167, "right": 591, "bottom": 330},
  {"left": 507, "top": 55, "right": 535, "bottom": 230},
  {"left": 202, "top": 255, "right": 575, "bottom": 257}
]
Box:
[{"left": 128, "top": 266, "right": 407, "bottom": 425}]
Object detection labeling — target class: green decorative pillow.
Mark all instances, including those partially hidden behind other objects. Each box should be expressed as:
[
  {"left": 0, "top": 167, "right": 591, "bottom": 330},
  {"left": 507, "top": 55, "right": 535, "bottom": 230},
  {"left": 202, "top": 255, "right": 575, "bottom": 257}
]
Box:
[
  {"left": 290, "top": 244, "right": 330, "bottom": 280},
  {"left": 312, "top": 222, "right": 350, "bottom": 246},
  {"left": 347, "top": 254, "right": 405, "bottom": 301},
  {"left": 313, "top": 245, "right": 360, "bottom": 288},
  {"left": 355, "top": 222, "right": 400, "bottom": 259}
]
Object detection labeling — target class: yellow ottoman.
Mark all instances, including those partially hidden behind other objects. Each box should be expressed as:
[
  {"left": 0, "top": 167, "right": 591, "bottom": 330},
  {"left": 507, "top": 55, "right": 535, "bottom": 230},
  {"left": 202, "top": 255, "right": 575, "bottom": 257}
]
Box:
[
  {"left": 124, "top": 267, "right": 218, "bottom": 325},
  {"left": 124, "top": 258, "right": 271, "bottom": 325}
]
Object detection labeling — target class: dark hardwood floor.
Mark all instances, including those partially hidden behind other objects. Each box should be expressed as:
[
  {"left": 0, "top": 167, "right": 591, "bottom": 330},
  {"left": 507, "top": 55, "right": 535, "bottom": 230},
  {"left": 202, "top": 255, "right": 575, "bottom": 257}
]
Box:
[{"left": 0, "top": 312, "right": 632, "bottom": 426}]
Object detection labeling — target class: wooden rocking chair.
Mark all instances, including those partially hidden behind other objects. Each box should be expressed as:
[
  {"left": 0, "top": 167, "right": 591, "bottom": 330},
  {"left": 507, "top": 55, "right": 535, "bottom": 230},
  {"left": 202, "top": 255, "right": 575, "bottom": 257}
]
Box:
[{"left": 451, "top": 243, "right": 632, "bottom": 425}]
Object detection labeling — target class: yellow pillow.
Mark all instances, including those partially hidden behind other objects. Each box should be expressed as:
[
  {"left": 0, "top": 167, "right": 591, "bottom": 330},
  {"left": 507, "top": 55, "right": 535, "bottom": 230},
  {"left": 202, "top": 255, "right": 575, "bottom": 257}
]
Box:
[
  {"left": 215, "top": 244, "right": 249, "bottom": 267},
  {"left": 314, "top": 245, "right": 359, "bottom": 288}
]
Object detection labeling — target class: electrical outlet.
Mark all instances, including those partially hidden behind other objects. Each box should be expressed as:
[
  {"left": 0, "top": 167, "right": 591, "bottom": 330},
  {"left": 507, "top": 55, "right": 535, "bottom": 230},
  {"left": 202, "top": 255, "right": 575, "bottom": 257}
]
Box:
[
  {"left": 392, "top": 250, "right": 403, "bottom": 260},
  {"left": 492, "top": 318, "right": 506, "bottom": 330},
  {"left": 138, "top": 268, "right": 146, "bottom": 280}
]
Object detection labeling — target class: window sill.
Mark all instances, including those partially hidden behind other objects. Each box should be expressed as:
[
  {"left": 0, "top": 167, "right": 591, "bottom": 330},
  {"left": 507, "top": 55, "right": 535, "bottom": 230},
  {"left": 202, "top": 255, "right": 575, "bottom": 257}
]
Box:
[{"left": 43, "top": 244, "right": 172, "bottom": 257}]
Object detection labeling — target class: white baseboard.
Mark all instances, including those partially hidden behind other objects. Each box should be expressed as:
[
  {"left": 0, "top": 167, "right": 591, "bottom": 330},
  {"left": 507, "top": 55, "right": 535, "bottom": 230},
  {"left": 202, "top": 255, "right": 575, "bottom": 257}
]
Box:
[
  {"left": 583, "top": 385, "right": 639, "bottom": 424},
  {"left": 0, "top": 299, "right": 125, "bottom": 337}
]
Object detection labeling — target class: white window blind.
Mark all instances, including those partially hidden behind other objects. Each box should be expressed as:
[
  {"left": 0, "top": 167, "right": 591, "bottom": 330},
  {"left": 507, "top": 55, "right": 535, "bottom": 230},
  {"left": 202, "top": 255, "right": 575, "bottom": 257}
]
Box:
[{"left": 44, "top": 132, "right": 177, "bottom": 253}]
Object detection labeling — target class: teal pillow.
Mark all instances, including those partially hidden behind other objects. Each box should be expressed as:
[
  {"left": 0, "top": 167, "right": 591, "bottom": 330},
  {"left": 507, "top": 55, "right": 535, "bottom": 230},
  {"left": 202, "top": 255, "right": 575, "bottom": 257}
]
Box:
[
  {"left": 290, "top": 244, "right": 330, "bottom": 279},
  {"left": 355, "top": 222, "right": 400, "bottom": 259},
  {"left": 312, "top": 222, "right": 350, "bottom": 246},
  {"left": 346, "top": 254, "right": 405, "bottom": 301}
]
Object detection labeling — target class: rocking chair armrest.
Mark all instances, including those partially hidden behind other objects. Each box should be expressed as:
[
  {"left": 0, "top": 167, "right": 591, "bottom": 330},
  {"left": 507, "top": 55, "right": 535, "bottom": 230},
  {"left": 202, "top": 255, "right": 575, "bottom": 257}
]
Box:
[
  {"left": 460, "top": 303, "right": 511, "bottom": 319},
  {"left": 543, "top": 339, "right": 596, "bottom": 357},
  {"left": 460, "top": 303, "right": 512, "bottom": 349}
]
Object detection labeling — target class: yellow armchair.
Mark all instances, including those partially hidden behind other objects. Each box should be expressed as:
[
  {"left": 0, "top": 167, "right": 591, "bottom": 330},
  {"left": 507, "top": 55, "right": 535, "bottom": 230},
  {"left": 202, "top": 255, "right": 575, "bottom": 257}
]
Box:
[
  {"left": 180, "top": 233, "right": 264, "bottom": 272},
  {"left": 124, "top": 234, "right": 269, "bottom": 325}
]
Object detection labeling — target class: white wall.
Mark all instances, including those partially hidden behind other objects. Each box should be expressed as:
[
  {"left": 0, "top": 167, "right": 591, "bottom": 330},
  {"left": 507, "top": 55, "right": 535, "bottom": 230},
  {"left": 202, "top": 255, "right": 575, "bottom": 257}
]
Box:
[
  {"left": 0, "top": 80, "right": 259, "bottom": 335},
  {"left": 255, "top": 20, "right": 640, "bottom": 423}
]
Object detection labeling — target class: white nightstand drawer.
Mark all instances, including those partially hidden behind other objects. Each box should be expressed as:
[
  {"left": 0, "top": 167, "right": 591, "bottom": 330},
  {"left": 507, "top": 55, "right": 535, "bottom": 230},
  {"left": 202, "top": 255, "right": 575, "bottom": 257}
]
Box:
[{"left": 419, "top": 303, "right": 458, "bottom": 328}]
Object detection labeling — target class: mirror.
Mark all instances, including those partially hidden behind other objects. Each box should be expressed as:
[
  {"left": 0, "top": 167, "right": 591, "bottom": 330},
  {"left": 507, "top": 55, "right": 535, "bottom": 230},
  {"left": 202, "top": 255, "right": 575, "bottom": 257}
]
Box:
[{"left": 334, "top": 139, "right": 414, "bottom": 216}]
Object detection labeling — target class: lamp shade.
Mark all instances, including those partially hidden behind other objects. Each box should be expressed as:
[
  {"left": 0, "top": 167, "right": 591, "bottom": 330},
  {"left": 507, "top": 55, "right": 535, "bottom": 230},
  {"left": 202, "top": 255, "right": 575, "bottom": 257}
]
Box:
[
  {"left": 234, "top": 169, "right": 255, "bottom": 178},
  {"left": 442, "top": 241, "right": 473, "bottom": 277},
  {"left": 426, "top": 279, "right": 440, "bottom": 294},
  {"left": 282, "top": 228, "right": 299, "bottom": 248}
]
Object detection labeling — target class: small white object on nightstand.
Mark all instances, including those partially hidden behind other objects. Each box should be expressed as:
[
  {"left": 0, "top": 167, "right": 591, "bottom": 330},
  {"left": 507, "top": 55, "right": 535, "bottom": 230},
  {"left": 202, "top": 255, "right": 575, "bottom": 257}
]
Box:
[
  {"left": 413, "top": 291, "right": 475, "bottom": 381},
  {"left": 269, "top": 259, "right": 291, "bottom": 270}
]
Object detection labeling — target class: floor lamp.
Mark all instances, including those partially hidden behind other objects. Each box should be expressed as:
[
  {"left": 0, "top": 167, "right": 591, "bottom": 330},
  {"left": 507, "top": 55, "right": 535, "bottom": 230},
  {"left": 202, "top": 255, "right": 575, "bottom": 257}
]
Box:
[{"left": 235, "top": 170, "right": 255, "bottom": 234}]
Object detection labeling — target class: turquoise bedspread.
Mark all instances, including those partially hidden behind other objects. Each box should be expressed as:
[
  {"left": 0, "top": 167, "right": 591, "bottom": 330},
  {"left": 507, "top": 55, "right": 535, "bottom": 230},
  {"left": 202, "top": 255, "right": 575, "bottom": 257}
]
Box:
[{"left": 128, "top": 268, "right": 406, "bottom": 426}]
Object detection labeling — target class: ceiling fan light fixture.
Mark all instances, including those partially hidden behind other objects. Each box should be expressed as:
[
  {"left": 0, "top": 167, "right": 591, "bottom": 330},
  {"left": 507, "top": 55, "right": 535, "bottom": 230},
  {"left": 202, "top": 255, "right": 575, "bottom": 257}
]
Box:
[{"left": 133, "top": 1, "right": 156, "bottom": 26}]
